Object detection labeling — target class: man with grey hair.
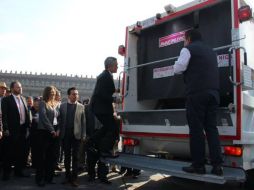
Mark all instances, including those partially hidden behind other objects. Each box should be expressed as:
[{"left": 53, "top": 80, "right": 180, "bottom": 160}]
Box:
[
  {"left": 104, "top": 57, "right": 117, "bottom": 68},
  {"left": 88, "top": 56, "right": 119, "bottom": 184}
]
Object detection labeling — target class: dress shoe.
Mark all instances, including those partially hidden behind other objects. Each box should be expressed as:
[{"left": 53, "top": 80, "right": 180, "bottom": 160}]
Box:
[
  {"left": 36, "top": 181, "right": 45, "bottom": 187},
  {"left": 123, "top": 171, "right": 132, "bottom": 177},
  {"left": 78, "top": 166, "right": 85, "bottom": 172},
  {"left": 71, "top": 180, "right": 79, "bottom": 187},
  {"left": 87, "top": 176, "right": 95, "bottom": 182},
  {"left": 111, "top": 165, "right": 118, "bottom": 173},
  {"left": 62, "top": 178, "right": 72, "bottom": 185},
  {"left": 46, "top": 180, "right": 56, "bottom": 184},
  {"left": 132, "top": 174, "right": 139, "bottom": 179},
  {"left": 88, "top": 146, "right": 99, "bottom": 155},
  {"left": 14, "top": 172, "right": 30, "bottom": 178},
  {"left": 211, "top": 165, "right": 223, "bottom": 176},
  {"left": 54, "top": 172, "right": 61, "bottom": 177},
  {"left": 2, "top": 175, "right": 10, "bottom": 181},
  {"left": 100, "top": 151, "right": 119, "bottom": 158},
  {"left": 26, "top": 163, "right": 31, "bottom": 168},
  {"left": 118, "top": 170, "right": 126, "bottom": 175},
  {"left": 100, "top": 178, "right": 112, "bottom": 185},
  {"left": 182, "top": 165, "right": 206, "bottom": 174},
  {"left": 55, "top": 165, "right": 62, "bottom": 171}
]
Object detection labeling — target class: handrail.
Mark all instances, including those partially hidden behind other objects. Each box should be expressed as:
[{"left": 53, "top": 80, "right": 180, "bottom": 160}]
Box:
[
  {"left": 127, "top": 44, "right": 233, "bottom": 70},
  {"left": 228, "top": 46, "right": 247, "bottom": 86}
]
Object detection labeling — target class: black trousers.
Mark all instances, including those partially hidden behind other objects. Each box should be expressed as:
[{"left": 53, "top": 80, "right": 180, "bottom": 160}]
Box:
[
  {"left": 0, "top": 138, "right": 3, "bottom": 169},
  {"left": 35, "top": 130, "right": 58, "bottom": 183},
  {"left": 91, "top": 114, "right": 117, "bottom": 153},
  {"left": 86, "top": 146, "right": 108, "bottom": 180},
  {"left": 186, "top": 91, "right": 223, "bottom": 167},
  {"left": 2, "top": 128, "right": 26, "bottom": 177},
  {"left": 24, "top": 132, "right": 30, "bottom": 166},
  {"left": 88, "top": 114, "right": 117, "bottom": 180},
  {"left": 62, "top": 130, "right": 80, "bottom": 180},
  {"left": 30, "top": 129, "right": 39, "bottom": 168}
]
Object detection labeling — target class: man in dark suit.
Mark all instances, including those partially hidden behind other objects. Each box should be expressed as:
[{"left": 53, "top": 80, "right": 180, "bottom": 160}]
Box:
[
  {"left": 91, "top": 56, "right": 119, "bottom": 155},
  {"left": 89, "top": 56, "right": 119, "bottom": 184},
  {"left": 1, "top": 81, "right": 31, "bottom": 180}
]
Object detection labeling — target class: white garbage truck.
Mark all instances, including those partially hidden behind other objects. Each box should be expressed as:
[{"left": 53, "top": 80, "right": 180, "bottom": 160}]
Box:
[{"left": 105, "top": 0, "right": 254, "bottom": 187}]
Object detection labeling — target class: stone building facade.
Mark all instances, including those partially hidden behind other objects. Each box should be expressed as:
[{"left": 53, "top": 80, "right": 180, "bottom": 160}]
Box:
[{"left": 0, "top": 70, "right": 99, "bottom": 102}]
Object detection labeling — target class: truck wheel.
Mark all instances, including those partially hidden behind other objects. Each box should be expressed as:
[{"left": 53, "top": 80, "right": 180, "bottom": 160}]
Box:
[{"left": 244, "top": 169, "right": 254, "bottom": 190}]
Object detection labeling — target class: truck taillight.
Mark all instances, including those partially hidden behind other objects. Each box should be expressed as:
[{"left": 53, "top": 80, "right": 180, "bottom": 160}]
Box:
[
  {"left": 123, "top": 138, "right": 139, "bottom": 146},
  {"left": 118, "top": 45, "right": 125, "bottom": 56},
  {"left": 238, "top": 5, "right": 253, "bottom": 23},
  {"left": 223, "top": 146, "right": 242, "bottom": 157}
]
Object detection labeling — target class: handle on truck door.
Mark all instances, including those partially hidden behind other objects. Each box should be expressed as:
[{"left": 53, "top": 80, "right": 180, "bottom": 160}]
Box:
[
  {"left": 117, "top": 71, "right": 129, "bottom": 98},
  {"left": 244, "top": 52, "right": 247, "bottom": 66},
  {"left": 228, "top": 47, "right": 242, "bottom": 86},
  {"left": 238, "top": 47, "right": 247, "bottom": 66}
]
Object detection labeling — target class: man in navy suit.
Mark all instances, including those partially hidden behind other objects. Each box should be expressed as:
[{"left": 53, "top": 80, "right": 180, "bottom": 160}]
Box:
[
  {"left": 1, "top": 81, "right": 31, "bottom": 180},
  {"left": 89, "top": 57, "right": 119, "bottom": 184}
]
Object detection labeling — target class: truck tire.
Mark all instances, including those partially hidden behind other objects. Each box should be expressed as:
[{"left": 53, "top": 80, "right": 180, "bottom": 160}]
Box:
[{"left": 244, "top": 169, "right": 254, "bottom": 190}]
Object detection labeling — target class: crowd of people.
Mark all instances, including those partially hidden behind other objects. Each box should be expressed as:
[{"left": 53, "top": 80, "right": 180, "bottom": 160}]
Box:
[
  {"left": 0, "top": 28, "right": 224, "bottom": 188},
  {"left": 0, "top": 56, "right": 125, "bottom": 187}
]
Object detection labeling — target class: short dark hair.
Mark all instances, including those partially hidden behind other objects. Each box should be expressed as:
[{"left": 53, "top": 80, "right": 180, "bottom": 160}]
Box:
[
  {"left": 185, "top": 29, "right": 202, "bottom": 42},
  {"left": 33, "top": 97, "right": 41, "bottom": 102},
  {"left": 67, "top": 87, "right": 77, "bottom": 95},
  {"left": 104, "top": 57, "right": 117, "bottom": 69},
  {"left": 10, "top": 80, "right": 20, "bottom": 89}
]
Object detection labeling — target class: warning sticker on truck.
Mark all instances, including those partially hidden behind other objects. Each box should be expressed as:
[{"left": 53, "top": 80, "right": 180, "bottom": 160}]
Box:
[
  {"left": 159, "top": 31, "right": 186, "bottom": 48},
  {"left": 217, "top": 54, "right": 234, "bottom": 67},
  {"left": 153, "top": 65, "right": 174, "bottom": 79},
  {"left": 217, "top": 54, "right": 229, "bottom": 67}
]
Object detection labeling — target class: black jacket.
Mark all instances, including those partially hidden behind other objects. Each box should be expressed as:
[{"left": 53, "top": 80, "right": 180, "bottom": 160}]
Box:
[
  {"left": 1, "top": 95, "right": 30, "bottom": 137},
  {"left": 184, "top": 41, "right": 219, "bottom": 95},
  {"left": 91, "top": 70, "right": 115, "bottom": 115}
]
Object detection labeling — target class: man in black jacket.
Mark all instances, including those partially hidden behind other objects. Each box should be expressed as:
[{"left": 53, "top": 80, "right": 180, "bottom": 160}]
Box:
[
  {"left": 91, "top": 56, "right": 119, "bottom": 155},
  {"left": 89, "top": 56, "right": 119, "bottom": 184},
  {"left": 1, "top": 81, "right": 31, "bottom": 180},
  {"left": 174, "top": 29, "right": 223, "bottom": 176}
]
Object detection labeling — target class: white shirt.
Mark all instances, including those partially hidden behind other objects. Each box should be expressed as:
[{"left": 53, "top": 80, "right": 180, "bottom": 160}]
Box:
[{"left": 173, "top": 48, "right": 191, "bottom": 74}]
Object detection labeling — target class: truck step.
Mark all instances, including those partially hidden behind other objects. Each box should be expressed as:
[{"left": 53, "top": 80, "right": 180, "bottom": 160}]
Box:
[{"left": 102, "top": 153, "right": 246, "bottom": 184}]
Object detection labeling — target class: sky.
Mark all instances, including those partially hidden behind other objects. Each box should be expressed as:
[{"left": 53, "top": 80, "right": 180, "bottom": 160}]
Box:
[{"left": 0, "top": 0, "right": 190, "bottom": 78}]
